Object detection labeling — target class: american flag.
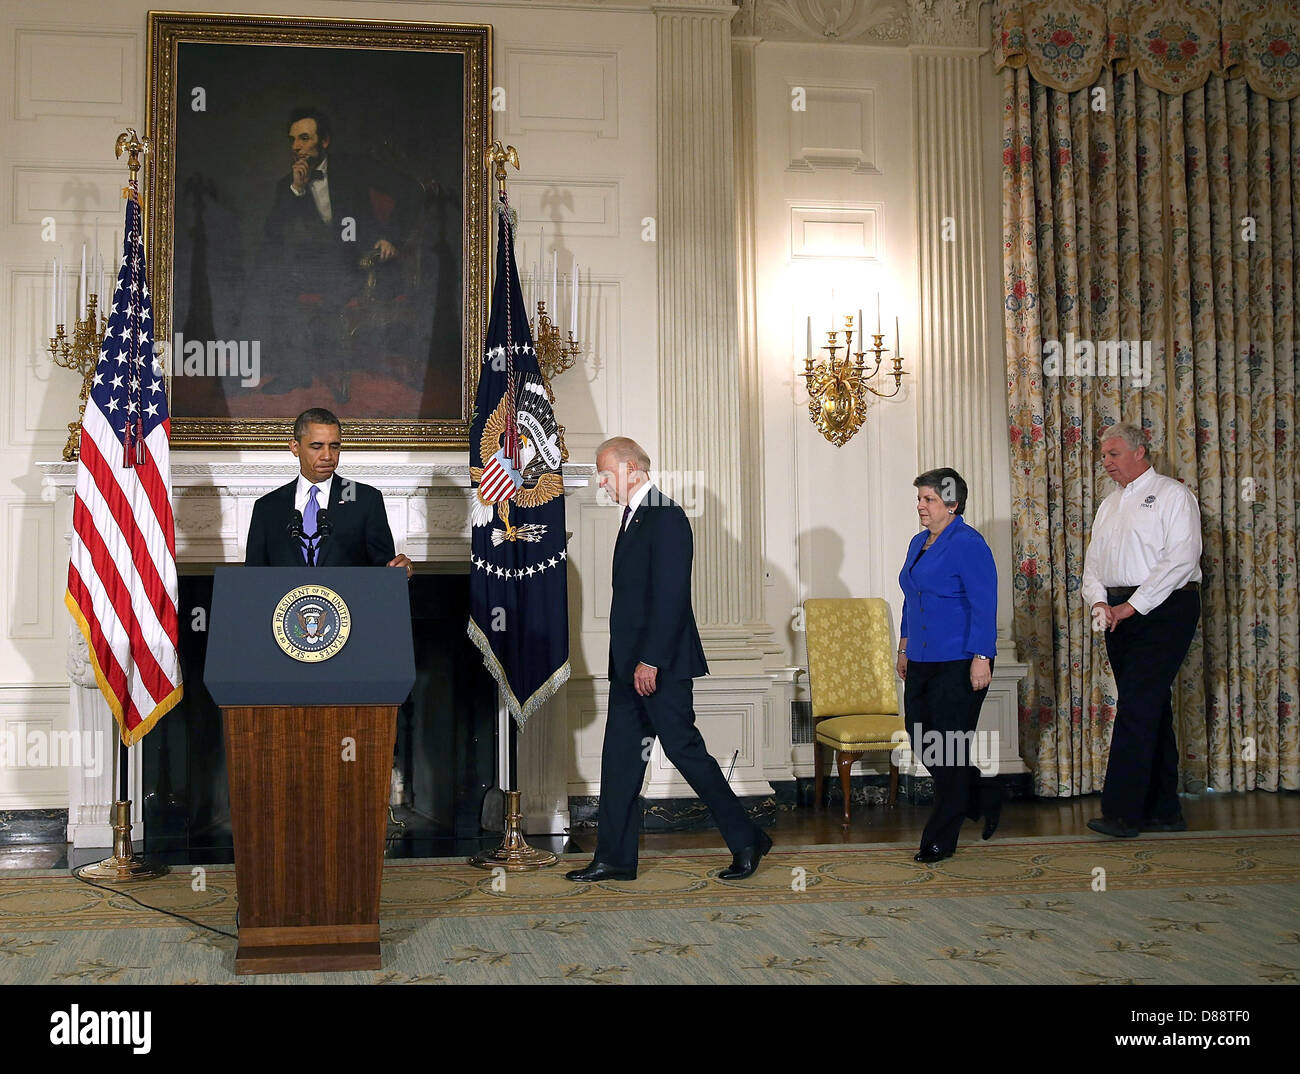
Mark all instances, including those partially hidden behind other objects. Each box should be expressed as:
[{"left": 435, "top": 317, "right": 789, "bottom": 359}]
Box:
[{"left": 64, "top": 185, "right": 182, "bottom": 746}]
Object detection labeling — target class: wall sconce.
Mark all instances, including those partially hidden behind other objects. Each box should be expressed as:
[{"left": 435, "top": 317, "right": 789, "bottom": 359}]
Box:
[{"left": 800, "top": 306, "right": 906, "bottom": 447}]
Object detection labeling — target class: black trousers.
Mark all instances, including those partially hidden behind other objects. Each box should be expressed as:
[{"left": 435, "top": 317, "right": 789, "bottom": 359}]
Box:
[
  {"left": 905, "top": 658, "right": 998, "bottom": 854},
  {"left": 1101, "top": 589, "right": 1200, "bottom": 825},
  {"left": 595, "top": 677, "right": 758, "bottom": 868}
]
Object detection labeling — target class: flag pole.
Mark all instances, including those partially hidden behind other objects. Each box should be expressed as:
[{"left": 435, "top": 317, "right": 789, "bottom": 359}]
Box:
[
  {"left": 75, "top": 129, "right": 168, "bottom": 884},
  {"left": 469, "top": 696, "right": 556, "bottom": 871},
  {"left": 469, "top": 142, "right": 557, "bottom": 871}
]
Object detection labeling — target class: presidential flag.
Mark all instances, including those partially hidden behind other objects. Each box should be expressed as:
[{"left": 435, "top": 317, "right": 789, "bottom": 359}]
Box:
[
  {"left": 467, "top": 201, "right": 570, "bottom": 724},
  {"left": 65, "top": 183, "right": 182, "bottom": 746}
]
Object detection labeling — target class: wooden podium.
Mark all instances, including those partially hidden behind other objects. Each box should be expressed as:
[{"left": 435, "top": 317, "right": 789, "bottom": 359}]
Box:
[{"left": 206, "top": 567, "right": 415, "bottom": 975}]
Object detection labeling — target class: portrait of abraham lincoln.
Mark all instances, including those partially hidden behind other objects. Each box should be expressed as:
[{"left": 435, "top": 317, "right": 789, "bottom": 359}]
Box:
[{"left": 148, "top": 15, "right": 489, "bottom": 447}]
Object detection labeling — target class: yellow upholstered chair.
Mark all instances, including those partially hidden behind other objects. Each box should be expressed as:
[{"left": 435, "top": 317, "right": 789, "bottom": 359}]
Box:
[{"left": 804, "top": 598, "right": 908, "bottom": 828}]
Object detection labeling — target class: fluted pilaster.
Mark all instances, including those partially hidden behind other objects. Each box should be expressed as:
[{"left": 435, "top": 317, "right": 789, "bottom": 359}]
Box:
[
  {"left": 912, "top": 48, "right": 995, "bottom": 529},
  {"left": 655, "top": 2, "right": 763, "bottom": 662}
]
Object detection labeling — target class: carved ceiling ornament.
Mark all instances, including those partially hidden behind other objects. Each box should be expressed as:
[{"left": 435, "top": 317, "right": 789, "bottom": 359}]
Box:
[{"left": 732, "top": 0, "right": 987, "bottom": 47}]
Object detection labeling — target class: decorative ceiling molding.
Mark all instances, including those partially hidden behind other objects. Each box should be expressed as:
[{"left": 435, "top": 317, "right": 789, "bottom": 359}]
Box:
[
  {"left": 732, "top": 0, "right": 988, "bottom": 47},
  {"left": 910, "top": 0, "right": 982, "bottom": 48}
]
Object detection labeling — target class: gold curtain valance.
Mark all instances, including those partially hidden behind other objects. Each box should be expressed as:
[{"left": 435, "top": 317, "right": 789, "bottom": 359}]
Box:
[{"left": 993, "top": 0, "right": 1300, "bottom": 101}]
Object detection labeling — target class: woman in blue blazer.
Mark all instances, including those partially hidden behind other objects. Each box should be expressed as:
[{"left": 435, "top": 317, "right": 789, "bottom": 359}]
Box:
[{"left": 897, "top": 468, "right": 1001, "bottom": 863}]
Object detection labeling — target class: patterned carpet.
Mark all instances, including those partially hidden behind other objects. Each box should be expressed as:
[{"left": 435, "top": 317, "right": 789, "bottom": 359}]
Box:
[{"left": 2, "top": 832, "right": 1298, "bottom": 984}]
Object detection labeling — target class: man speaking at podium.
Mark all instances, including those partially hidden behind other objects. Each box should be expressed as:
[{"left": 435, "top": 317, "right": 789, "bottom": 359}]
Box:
[{"left": 245, "top": 407, "right": 415, "bottom": 576}]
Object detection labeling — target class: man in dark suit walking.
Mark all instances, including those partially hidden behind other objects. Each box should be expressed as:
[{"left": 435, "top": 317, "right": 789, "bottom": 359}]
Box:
[
  {"left": 566, "top": 436, "right": 771, "bottom": 883},
  {"left": 244, "top": 407, "right": 415, "bottom": 574}
]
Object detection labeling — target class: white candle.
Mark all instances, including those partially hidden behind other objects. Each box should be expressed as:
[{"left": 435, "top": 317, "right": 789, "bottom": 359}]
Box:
[
  {"left": 80, "top": 245, "right": 86, "bottom": 312},
  {"left": 876, "top": 291, "right": 882, "bottom": 333},
  {"left": 49, "top": 259, "right": 56, "bottom": 337},
  {"left": 858, "top": 308, "right": 863, "bottom": 349},
  {"left": 551, "top": 250, "right": 557, "bottom": 314},
  {"left": 93, "top": 228, "right": 99, "bottom": 288},
  {"left": 571, "top": 257, "right": 578, "bottom": 333},
  {"left": 895, "top": 315, "right": 901, "bottom": 358},
  {"left": 806, "top": 316, "right": 811, "bottom": 360}
]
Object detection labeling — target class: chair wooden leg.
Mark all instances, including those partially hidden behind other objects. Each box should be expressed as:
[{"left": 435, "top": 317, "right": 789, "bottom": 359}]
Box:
[
  {"left": 837, "top": 751, "right": 860, "bottom": 828},
  {"left": 888, "top": 756, "right": 899, "bottom": 805},
  {"left": 814, "top": 738, "right": 824, "bottom": 809}
]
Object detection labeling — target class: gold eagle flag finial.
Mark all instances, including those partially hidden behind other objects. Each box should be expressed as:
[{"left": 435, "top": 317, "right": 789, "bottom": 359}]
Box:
[
  {"left": 486, "top": 140, "right": 520, "bottom": 199},
  {"left": 115, "top": 128, "right": 150, "bottom": 204}
]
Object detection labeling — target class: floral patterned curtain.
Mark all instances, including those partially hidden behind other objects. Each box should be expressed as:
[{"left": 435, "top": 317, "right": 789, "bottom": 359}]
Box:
[
  {"left": 995, "top": 0, "right": 1300, "bottom": 103},
  {"left": 999, "top": 8, "right": 1300, "bottom": 797}
]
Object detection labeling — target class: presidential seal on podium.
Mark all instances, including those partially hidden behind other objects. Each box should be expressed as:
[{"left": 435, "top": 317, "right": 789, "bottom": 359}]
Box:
[{"left": 273, "top": 584, "right": 351, "bottom": 662}]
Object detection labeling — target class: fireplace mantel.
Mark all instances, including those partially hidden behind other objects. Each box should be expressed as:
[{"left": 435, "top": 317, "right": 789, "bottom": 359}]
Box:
[
  {"left": 39, "top": 460, "right": 596, "bottom": 564},
  {"left": 37, "top": 458, "right": 597, "bottom": 846}
]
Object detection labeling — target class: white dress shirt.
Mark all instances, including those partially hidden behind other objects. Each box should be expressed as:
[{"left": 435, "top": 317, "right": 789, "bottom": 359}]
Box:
[
  {"left": 290, "top": 154, "right": 332, "bottom": 224},
  {"left": 1081, "top": 465, "right": 1202, "bottom": 615},
  {"left": 624, "top": 479, "right": 654, "bottom": 528},
  {"left": 294, "top": 473, "right": 334, "bottom": 517}
]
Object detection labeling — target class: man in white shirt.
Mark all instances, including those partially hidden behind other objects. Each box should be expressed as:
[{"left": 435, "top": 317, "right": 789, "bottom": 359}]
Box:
[{"left": 1081, "top": 423, "right": 1202, "bottom": 838}]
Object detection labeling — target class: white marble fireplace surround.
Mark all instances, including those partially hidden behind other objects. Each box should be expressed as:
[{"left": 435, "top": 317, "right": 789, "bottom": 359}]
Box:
[{"left": 39, "top": 459, "right": 801, "bottom": 845}]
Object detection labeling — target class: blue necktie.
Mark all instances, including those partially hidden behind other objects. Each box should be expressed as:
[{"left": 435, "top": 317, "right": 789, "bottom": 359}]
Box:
[{"left": 302, "top": 485, "right": 320, "bottom": 563}]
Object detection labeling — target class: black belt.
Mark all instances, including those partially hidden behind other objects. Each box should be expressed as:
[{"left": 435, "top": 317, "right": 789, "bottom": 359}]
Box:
[{"left": 1106, "top": 581, "right": 1199, "bottom": 602}]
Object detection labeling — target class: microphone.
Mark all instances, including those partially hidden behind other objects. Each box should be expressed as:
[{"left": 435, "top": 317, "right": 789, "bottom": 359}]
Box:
[
  {"left": 287, "top": 510, "right": 304, "bottom": 540},
  {"left": 316, "top": 509, "right": 333, "bottom": 538}
]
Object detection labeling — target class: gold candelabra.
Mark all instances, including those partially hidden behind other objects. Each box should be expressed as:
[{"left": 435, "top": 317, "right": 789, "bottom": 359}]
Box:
[
  {"left": 802, "top": 315, "right": 906, "bottom": 447},
  {"left": 49, "top": 129, "right": 151, "bottom": 462},
  {"left": 530, "top": 305, "right": 579, "bottom": 464},
  {"left": 50, "top": 295, "right": 108, "bottom": 462}
]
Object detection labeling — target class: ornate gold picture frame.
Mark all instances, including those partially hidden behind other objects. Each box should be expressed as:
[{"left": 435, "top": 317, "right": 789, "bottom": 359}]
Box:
[{"left": 146, "top": 11, "right": 491, "bottom": 448}]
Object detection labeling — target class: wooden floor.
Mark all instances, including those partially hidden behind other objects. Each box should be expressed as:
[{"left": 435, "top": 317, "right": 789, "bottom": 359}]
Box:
[
  {"left": 3, "top": 792, "right": 1296, "bottom": 872},
  {"left": 631, "top": 790, "right": 1300, "bottom": 853}
]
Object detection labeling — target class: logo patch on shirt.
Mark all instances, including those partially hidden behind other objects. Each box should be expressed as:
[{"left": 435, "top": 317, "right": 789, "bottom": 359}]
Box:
[{"left": 1142, "top": 494, "right": 1157, "bottom": 508}]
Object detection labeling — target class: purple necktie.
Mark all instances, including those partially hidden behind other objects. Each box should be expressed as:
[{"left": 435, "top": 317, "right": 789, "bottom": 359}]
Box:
[
  {"left": 621, "top": 505, "right": 631, "bottom": 531},
  {"left": 302, "top": 485, "right": 320, "bottom": 563}
]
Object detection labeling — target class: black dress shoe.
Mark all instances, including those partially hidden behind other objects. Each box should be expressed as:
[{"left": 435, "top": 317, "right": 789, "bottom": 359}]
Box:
[
  {"left": 982, "top": 797, "right": 1003, "bottom": 841},
  {"left": 1087, "top": 816, "right": 1140, "bottom": 839},
  {"left": 1141, "top": 816, "right": 1188, "bottom": 832},
  {"left": 718, "top": 829, "right": 772, "bottom": 880},
  {"left": 913, "top": 844, "right": 953, "bottom": 864},
  {"left": 564, "top": 860, "right": 636, "bottom": 882}
]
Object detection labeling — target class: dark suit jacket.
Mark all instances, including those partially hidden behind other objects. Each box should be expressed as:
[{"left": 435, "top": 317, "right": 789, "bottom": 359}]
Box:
[
  {"left": 244, "top": 474, "right": 395, "bottom": 567},
  {"left": 265, "top": 153, "right": 393, "bottom": 241},
  {"left": 263, "top": 153, "right": 396, "bottom": 296},
  {"left": 608, "top": 490, "right": 708, "bottom": 684}
]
